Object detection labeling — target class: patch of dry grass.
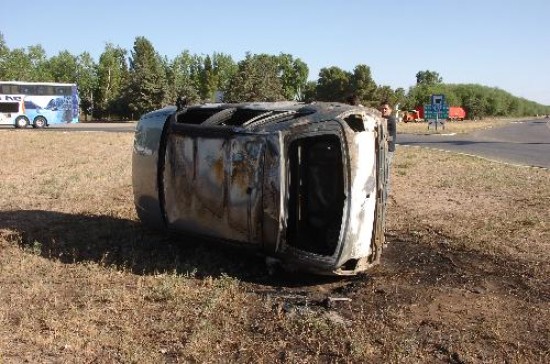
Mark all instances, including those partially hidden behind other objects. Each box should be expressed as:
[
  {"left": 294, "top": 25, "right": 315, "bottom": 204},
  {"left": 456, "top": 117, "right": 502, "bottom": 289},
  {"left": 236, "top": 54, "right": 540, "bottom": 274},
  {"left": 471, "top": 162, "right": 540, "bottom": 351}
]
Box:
[
  {"left": 397, "top": 117, "right": 536, "bottom": 135},
  {"left": 391, "top": 147, "right": 550, "bottom": 261},
  {"left": 0, "top": 129, "right": 548, "bottom": 363}
]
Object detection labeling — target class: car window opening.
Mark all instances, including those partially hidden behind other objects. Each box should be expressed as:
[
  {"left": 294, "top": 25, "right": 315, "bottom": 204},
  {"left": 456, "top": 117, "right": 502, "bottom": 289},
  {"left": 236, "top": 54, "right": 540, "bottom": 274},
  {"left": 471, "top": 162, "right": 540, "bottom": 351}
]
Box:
[
  {"left": 176, "top": 108, "right": 222, "bottom": 124},
  {"left": 201, "top": 107, "right": 238, "bottom": 125},
  {"left": 244, "top": 110, "right": 297, "bottom": 128},
  {"left": 222, "top": 108, "right": 283, "bottom": 126},
  {"left": 240, "top": 111, "right": 274, "bottom": 126},
  {"left": 176, "top": 107, "right": 273, "bottom": 126},
  {"left": 344, "top": 114, "right": 365, "bottom": 132},
  {"left": 286, "top": 135, "right": 344, "bottom": 256}
]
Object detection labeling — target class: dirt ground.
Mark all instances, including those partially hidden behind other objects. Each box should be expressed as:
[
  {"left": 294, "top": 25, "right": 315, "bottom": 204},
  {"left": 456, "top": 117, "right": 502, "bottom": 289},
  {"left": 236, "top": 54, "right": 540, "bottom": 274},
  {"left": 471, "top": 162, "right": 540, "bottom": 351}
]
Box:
[{"left": 0, "top": 130, "right": 548, "bottom": 363}]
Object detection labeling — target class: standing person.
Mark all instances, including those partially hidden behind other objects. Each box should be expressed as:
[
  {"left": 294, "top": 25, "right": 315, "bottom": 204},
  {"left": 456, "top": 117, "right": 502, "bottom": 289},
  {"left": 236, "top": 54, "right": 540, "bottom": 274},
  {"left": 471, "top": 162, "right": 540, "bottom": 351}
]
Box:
[
  {"left": 380, "top": 102, "right": 397, "bottom": 201},
  {"left": 380, "top": 102, "right": 397, "bottom": 156}
]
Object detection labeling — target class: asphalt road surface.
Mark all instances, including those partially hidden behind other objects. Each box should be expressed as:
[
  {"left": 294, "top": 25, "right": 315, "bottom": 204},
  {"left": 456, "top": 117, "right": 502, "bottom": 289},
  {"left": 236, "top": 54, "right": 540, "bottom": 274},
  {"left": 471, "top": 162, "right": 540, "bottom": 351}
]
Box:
[
  {"left": 0, "top": 122, "right": 137, "bottom": 133},
  {"left": 398, "top": 119, "right": 550, "bottom": 169},
  {"left": 3, "top": 119, "right": 549, "bottom": 169},
  {"left": 47, "top": 122, "right": 137, "bottom": 133}
]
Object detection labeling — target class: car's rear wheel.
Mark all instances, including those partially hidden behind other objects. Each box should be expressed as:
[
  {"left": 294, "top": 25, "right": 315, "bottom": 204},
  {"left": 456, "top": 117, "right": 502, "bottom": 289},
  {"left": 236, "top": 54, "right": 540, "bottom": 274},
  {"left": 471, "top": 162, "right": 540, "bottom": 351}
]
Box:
[
  {"left": 33, "top": 116, "right": 47, "bottom": 128},
  {"left": 15, "top": 116, "right": 29, "bottom": 128}
]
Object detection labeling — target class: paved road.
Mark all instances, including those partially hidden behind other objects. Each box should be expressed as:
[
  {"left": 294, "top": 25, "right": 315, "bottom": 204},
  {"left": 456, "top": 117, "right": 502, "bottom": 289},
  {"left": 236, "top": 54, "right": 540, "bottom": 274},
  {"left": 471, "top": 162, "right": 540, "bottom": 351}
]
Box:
[
  {"left": 47, "top": 122, "right": 136, "bottom": 133},
  {"left": 0, "top": 122, "right": 136, "bottom": 133},
  {"left": 398, "top": 119, "right": 550, "bottom": 169},
  {"left": 4, "top": 119, "right": 549, "bottom": 169}
]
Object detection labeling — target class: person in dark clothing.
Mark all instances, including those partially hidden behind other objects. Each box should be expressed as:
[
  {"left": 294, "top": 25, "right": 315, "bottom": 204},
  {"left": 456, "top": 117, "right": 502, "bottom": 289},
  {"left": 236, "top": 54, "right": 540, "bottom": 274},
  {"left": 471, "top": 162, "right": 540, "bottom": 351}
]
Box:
[
  {"left": 380, "top": 102, "right": 397, "bottom": 203},
  {"left": 380, "top": 102, "right": 396, "bottom": 153}
]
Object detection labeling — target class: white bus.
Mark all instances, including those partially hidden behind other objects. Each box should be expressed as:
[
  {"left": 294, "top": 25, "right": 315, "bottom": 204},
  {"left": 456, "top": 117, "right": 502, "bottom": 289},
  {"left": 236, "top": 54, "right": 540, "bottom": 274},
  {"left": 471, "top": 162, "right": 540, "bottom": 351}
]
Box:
[{"left": 0, "top": 81, "right": 79, "bottom": 128}]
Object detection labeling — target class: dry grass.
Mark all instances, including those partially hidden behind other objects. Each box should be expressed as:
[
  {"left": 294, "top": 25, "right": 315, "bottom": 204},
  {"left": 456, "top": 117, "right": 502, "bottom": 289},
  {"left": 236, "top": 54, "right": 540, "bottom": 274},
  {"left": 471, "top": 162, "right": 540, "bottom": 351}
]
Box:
[
  {"left": 397, "top": 117, "right": 535, "bottom": 135},
  {"left": 0, "top": 129, "right": 548, "bottom": 363}
]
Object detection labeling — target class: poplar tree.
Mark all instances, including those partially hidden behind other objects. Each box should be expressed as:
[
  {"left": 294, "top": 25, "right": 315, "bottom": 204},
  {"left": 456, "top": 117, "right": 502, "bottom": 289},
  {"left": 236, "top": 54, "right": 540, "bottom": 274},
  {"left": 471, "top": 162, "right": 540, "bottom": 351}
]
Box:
[
  {"left": 126, "top": 36, "right": 168, "bottom": 116},
  {"left": 315, "top": 66, "right": 350, "bottom": 102},
  {"left": 95, "top": 43, "right": 128, "bottom": 118},
  {"left": 277, "top": 53, "right": 309, "bottom": 100},
  {"left": 350, "top": 64, "right": 378, "bottom": 105},
  {"left": 47, "top": 50, "right": 78, "bottom": 83},
  {"left": 76, "top": 52, "right": 98, "bottom": 120},
  {"left": 224, "top": 53, "right": 285, "bottom": 102}
]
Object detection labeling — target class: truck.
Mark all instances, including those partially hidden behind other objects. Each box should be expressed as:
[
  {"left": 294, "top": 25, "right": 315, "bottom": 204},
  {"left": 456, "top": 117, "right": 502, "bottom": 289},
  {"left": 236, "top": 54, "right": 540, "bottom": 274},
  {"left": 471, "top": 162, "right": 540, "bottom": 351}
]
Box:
[
  {"left": 401, "top": 109, "right": 422, "bottom": 123},
  {"left": 448, "top": 106, "right": 466, "bottom": 121}
]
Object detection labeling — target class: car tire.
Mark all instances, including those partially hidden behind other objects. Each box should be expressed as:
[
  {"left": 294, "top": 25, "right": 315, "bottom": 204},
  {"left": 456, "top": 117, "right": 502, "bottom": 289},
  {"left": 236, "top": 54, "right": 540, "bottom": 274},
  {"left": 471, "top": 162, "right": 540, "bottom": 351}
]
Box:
[
  {"left": 33, "top": 116, "right": 47, "bottom": 128},
  {"left": 15, "top": 116, "right": 29, "bottom": 128}
]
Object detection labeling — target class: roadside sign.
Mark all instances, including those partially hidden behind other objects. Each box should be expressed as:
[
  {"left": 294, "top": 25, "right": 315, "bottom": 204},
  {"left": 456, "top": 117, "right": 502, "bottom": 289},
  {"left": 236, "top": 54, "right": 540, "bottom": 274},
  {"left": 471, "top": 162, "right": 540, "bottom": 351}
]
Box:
[
  {"left": 427, "top": 94, "right": 448, "bottom": 131},
  {"left": 430, "top": 94, "right": 446, "bottom": 110},
  {"left": 424, "top": 104, "right": 449, "bottom": 120}
]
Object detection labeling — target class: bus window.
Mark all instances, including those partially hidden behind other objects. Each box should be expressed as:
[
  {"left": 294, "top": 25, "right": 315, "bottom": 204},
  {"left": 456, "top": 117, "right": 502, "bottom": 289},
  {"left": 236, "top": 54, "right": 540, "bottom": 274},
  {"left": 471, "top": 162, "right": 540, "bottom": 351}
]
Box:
[
  {"left": 20, "top": 85, "right": 36, "bottom": 95},
  {"left": 1, "top": 84, "right": 19, "bottom": 94},
  {"left": 36, "top": 86, "right": 45, "bottom": 95},
  {"left": 55, "top": 87, "right": 71, "bottom": 95},
  {"left": 0, "top": 102, "right": 20, "bottom": 113}
]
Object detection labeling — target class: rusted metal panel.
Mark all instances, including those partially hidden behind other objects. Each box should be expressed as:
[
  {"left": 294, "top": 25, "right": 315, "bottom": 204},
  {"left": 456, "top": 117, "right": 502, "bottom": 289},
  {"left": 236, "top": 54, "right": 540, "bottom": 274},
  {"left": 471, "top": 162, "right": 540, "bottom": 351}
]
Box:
[{"left": 164, "top": 132, "right": 265, "bottom": 245}]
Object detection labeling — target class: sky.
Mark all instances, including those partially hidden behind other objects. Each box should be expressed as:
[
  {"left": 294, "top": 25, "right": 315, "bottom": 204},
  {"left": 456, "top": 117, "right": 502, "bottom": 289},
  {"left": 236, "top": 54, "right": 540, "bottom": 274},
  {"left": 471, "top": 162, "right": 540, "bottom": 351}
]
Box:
[{"left": 1, "top": 0, "right": 549, "bottom": 105}]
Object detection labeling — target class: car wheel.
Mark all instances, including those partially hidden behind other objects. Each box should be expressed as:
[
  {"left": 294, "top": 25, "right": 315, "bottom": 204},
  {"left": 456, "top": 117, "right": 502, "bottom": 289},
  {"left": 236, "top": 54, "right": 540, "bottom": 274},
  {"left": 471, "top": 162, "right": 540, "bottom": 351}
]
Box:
[
  {"left": 33, "top": 116, "right": 47, "bottom": 128},
  {"left": 15, "top": 116, "right": 29, "bottom": 128}
]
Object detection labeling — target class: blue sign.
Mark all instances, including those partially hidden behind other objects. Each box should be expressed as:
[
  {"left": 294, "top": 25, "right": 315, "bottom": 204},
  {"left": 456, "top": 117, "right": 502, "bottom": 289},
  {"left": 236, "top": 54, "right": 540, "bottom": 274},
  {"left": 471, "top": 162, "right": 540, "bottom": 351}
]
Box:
[
  {"left": 431, "top": 94, "right": 446, "bottom": 108},
  {"left": 426, "top": 94, "right": 448, "bottom": 119},
  {"left": 424, "top": 104, "right": 449, "bottom": 120}
]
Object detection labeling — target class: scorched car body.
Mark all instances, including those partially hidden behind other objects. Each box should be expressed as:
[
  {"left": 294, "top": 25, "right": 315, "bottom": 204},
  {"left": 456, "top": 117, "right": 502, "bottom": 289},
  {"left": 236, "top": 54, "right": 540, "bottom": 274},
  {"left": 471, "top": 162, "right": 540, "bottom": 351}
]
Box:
[{"left": 132, "top": 101, "right": 388, "bottom": 275}]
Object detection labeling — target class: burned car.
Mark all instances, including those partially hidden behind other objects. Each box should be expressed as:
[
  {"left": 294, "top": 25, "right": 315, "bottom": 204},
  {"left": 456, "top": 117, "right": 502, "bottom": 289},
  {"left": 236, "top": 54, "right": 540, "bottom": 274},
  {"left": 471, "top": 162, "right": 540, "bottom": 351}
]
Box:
[{"left": 132, "top": 101, "right": 389, "bottom": 275}]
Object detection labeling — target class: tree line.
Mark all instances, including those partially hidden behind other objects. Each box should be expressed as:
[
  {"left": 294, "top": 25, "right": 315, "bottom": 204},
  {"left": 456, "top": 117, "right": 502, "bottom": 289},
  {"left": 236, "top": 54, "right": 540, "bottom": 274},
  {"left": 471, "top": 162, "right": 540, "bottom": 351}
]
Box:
[{"left": 1, "top": 33, "right": 548, "bottom": 120}]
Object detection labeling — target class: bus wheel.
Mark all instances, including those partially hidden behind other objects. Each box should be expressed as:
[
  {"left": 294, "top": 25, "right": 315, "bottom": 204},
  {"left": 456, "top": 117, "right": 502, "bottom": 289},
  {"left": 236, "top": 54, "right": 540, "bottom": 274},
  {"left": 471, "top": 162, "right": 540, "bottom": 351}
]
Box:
[
  {"left": 15, "top": 116, "right": 29, "bottom": 128},
  {"left": 33, "top": 116, "right": 47, "bottom": 128}
]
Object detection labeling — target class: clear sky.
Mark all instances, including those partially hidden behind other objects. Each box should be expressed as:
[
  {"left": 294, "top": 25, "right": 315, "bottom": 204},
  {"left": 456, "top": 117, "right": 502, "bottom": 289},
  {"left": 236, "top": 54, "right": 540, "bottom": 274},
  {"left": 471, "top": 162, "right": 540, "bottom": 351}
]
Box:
[{"left": 1, "top": 0, "right": 549, "bottom": 104}]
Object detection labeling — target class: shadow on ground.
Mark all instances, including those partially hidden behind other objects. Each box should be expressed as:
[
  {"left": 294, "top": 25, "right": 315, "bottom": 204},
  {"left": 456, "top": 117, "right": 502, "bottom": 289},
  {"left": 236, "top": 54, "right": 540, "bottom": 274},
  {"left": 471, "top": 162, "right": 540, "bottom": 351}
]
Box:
[
  {"left": 2, "top": 209, "right": 548, "bottom": 302},
  {"left": 0, "top": 209, "right": 342, "bottom": 288}
]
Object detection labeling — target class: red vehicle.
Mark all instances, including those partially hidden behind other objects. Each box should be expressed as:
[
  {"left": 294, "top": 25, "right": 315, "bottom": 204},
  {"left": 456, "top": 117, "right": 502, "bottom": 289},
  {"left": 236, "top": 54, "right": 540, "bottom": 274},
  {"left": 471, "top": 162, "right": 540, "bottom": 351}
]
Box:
[
  {"left": 448, "top": 106, "right": 466, "bottom": 121},
  {"left": 402, "top": 109, "right": 422, "bottom": 123},
  {"left": 416, "top": 106, "right": 424, "bottom": 120}
]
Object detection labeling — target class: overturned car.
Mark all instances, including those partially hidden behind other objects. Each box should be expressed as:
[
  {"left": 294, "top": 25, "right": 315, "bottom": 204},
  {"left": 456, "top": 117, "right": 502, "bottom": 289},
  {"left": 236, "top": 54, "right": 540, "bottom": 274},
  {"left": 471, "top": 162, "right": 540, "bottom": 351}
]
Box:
[{"left": 132, "top": 101, "right": 389, "bottom": 275}]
